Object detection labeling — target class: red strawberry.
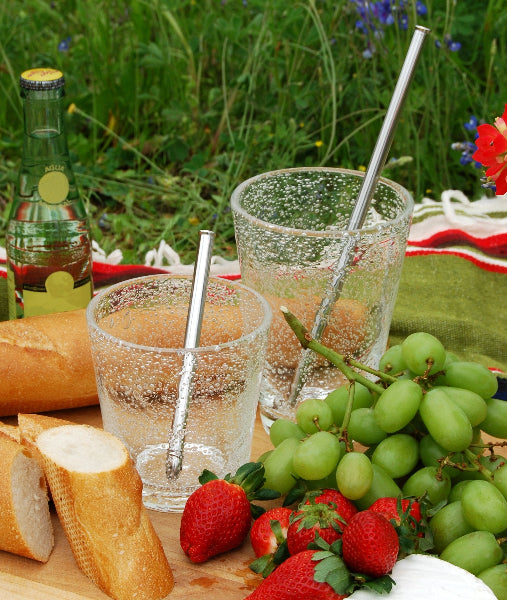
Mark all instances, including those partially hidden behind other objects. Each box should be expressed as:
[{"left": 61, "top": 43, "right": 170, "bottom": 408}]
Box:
[
  {"left": 246, "top": 549, "right": 348, "bottom": 600},
  {"left": 287, "top": 502, "right": 344, "bottom": 555},
  {"left": 342, "top": 510, "right": 399, "bottom": 578},
  {"left": 250, "top": 507, "right": 292, "bottom": 557},
  {"left": 369, "top": 497, "right": 422, "bottom": 527},
  {"left": 180, "top": 463, "right": 279, "bottom": 563},
  {"left": 305, "top": 489, "right": 358, "bottom": 523},
  {"left": 285, "top": 489, "right": 357, "bottom": 555}
]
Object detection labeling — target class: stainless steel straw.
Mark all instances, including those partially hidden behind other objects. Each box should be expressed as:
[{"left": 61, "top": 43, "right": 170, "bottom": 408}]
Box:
[
  {"left": 166, "top": 230, "right": 215, "bottom": 478},
  {"left": 288, "top": 25, "right": 430, "bottom": 406}
]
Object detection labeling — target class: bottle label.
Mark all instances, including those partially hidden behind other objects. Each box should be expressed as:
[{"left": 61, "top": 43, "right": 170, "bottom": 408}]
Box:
[
  {"left": 38, "top": 170, "right": 70, "bottom": 204},
  {"left": 23, "top": 271, "right": 92, "bottom": 317}
]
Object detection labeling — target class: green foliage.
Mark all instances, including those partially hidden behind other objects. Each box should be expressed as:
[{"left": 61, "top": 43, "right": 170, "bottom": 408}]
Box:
[{"left": 0, "top": 0, "right": 505, "bottom": 263}]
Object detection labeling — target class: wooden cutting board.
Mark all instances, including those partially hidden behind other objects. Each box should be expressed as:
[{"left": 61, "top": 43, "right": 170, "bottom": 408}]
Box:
[
  {"left": 2, "top": 405, "right": 504, "bottom": 599},
  {"left": 0, "top": 405, "right": 273, "bottom": 600}
]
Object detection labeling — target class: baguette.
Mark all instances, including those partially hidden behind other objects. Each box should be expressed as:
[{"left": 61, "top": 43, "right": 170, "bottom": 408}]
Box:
[
  {"left": 18, "top": 413, "right": 74, "bottom": 481},
  {"left": 35, "top": 422, "right": 174, "bottom": 600},
  {"left": 0, "top": 309, "right": 98, "bottom": 416},
  {"left": 0, "top": 431, "right": 53, "bottom": 562},
  {"left": 1, "top": 303, "right": 248, "bottom": 417},
  {"left": 0, "top": 421, "right": 20, "bottom": 442}
]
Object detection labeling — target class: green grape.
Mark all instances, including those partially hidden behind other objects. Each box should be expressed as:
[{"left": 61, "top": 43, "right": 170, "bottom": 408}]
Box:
[
  {"left": 378, "top": 344, "right": 407, "bottom": 375},
  {"left": 439, "top": 386, "right": 488, "bottom": 427},
  {"left": 347, "top": 407, "right": 388, "bottom": 446},
  {"left": 433, "top": 351, "right": 461, "bottom": 386},
  {"left": 292, "top": 431, "right": 342, "bottom": 481},
  {"left": 461, "top": 480, "right": 507, "bottom": 534},
  {"left": 480, "top": 398, "right": 507, "bottom": 439},
  {"left": 324, "top": 383, "right": 373, "bottom": 426},
  {"left": 445, "top": 351, "right": 460, "bottom": 364},
  {"left": 262, "top": 437, "right": 299, "bottom": 495},
  {"left": 429, "top": 501, "right": 475, "bottom": 554},
  {"left": 471, "top": 427, "right": 484, "bottom": 452},
  {"left": 443, "top": 361, "right": 499, "bottom": 400},
  {"left": 296, "top": 398, "right": 334, "bottom": 433},
  {"left": 419, "top": 434, "right": 463, "bottom": 479},
  {"left": 374, "top": 379, "right": 423, "bottom": 433},
  {"left": 440, "top": 531, "right": 503, "bottom": 575},
  {"left": 402, "top": 466, "right": 451, "bottom": 505},
  {"left": 269, "top": 418, "right": 306, "bottom": 446},
  {"left": 479, "top": 454, "right": 506, "bottom": 474},
  {"left": 400, "top": 331, "right": 446, "bottom": 376},
  {"left": 404, "top": 411, "right": 428, "bottom": 435},
  {"left": 371, "top": 433, "right": 419, "bottom": 479},
  {"left": 353, "top": 464, "right": 402, "bottom": 511},
  {"left": 256, "top": 449, "right": 272, "bottom": 463},
  {"left": 492, "top": 463, "right": 507, "bottom": 499},
  {"left": 335, "top": 451, "right": 373, "bottom": 500},
  {"left": 419, "top": 388, "right": 473, "bottom": 452},
  {"left": 478, "top": 565, "right": 507, "bottom": 600},
  {"left": 305, "top": 467, "right": 342, "bottom": 491},
  {"left": 448, "top": 480, "right": 472, "bottom": 502}
]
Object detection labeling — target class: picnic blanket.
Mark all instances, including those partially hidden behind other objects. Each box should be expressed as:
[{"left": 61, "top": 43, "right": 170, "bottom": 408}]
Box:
[{"left": 1, "top": 189, "right": 506, "bottom": 383}]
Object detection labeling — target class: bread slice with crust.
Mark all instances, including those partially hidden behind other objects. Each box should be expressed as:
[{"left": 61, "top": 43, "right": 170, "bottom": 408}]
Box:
[
  {"left": 0, "top": 431, "right": 53, "bottom": 562},
  {"left": 35, "top": 423, "right": 174, "bottom": 600},
  {"left": 0, "top": 421, "right": 20, "bottom": 442}
]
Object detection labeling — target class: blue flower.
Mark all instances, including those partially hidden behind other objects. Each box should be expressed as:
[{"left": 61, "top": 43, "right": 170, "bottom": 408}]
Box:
[
  {"left": 58, "top": 36, "right": 71, "bottom": 52},
  {"left": 416, "top": 1, "right": 427, "bottom": 16},
  {"left": 464, "top": 115, "right": 479, "bottom": 132},
  {"left": 447, "top": 39, "right": 461, "bottom": 52},
  {"left": 350, "top": 0, "right": 426, "bottom": 56},
  {"left": 451, "top": 141, "right": 482, "bottom": 169},
  {"left": 436, "top": 34, "right": 461, "bottom": 52}
]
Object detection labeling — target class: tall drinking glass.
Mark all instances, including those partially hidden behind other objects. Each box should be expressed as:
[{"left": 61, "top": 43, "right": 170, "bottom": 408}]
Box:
[{"left": 231, "top": 167, "right": 413, "bottom": 429}]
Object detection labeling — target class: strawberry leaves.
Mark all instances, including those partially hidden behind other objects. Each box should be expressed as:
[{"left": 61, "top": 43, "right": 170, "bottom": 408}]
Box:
[
  {"left": 310, "top": 536, "right": 395, "bottom": 596},
  {"left": 199, "top": 462, "right": 281, "bottom": 518}
]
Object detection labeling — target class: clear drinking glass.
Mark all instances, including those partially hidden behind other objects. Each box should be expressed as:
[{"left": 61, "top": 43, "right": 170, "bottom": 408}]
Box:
[
  {"left": 231, "top": 167, "right": 413, "bottom": 430},
  {"left": 86, "top": 275, "right": 271, "bottom": 512}
]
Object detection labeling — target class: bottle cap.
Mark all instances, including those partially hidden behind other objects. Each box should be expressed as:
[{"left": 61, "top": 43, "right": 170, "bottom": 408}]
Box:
[{"left": 20, "top": 68, "right": 65, "bottom": 90}]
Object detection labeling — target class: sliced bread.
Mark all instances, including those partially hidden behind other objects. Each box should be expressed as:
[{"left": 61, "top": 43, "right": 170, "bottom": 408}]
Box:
[
  {"left": 35, "top": 423, "right": 174, "bottom": 600},
  {"left": 0, "top": 431, "right": 53, "bottom": 562}
]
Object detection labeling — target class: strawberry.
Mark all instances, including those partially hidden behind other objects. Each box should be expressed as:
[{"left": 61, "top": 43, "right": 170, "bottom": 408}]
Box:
[
  {"left": 305, "top": 489, "right": 358, "bottom": 523},
  {"left": 287, "top": 502, "right": 344, "bottom": 555},
  {"left": 369, "top": 497, "right": 422, "bottom": 526},
  {"left": 250, "top": 507, "right": 292, "bottom": 557},
  {"left": 369, "top": 496, "right": 432, "bottom": 554},
  {"left": 285, "top": 489, "right": 357, "bottom": 555},
  {"left": 180, "top": 463, "right": 279, "bottom": 563},
  {"left": 341, "top": 510, "right": 399, "bottom": 578},
  {"left": 249, "top": 507, "right": 292, "bottom": 577},
  {"left": 246, "top": 549, "right": 348, "bottom": 600}
]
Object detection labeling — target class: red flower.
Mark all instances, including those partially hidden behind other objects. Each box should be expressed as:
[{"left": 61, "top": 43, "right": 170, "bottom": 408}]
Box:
[{"left": 472, "top": 103, "right": 507, "bottom": 195}]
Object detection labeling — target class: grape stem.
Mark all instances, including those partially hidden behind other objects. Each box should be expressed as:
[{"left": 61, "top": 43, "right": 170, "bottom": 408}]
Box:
[
  {"left": 339, "top": 382, "right": 356, "bottom": 450},
  {"left": 280, "top": 306, "right": 386, "bottom": 396}
]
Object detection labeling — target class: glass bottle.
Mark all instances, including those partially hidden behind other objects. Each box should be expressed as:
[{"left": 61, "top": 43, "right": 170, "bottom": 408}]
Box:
[{"left": 5, "top": 68, "right": 93, "bottom": 319}]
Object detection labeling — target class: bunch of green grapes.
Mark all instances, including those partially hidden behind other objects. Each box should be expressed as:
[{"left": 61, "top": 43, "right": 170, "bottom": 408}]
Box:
[{"left": 259, "top": 331, "right": 507, "bottom": 583}]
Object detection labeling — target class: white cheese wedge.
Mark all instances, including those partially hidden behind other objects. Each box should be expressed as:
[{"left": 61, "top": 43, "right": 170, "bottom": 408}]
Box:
[{"left": 348, "top": 554, "right": 496, "bottom": 599}]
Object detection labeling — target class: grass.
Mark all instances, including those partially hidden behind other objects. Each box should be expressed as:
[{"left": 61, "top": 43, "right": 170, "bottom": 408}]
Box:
[{"left": 0, "top": 0, "right": 506, "bottom": 264}]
